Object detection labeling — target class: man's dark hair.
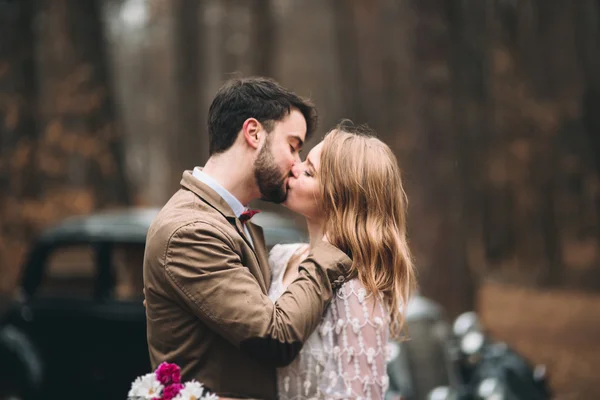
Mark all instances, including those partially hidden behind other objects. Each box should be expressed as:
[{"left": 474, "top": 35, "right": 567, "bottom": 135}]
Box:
[{"left": 207, "top": 77, "right": 318, "bottom": 155}]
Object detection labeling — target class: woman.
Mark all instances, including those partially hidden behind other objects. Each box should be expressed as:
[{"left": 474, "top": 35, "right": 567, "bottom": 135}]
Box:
[{"left": 269, "top": 122, "right": 416, "bottom": 399}]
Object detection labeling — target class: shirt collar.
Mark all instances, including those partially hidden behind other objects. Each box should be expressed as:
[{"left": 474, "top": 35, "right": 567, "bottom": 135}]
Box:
[{"left": 192, "top": 167, "right": 246, "bottom": 218}]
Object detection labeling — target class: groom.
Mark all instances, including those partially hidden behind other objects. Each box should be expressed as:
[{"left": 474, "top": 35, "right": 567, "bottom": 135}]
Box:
[{"left": 143, "top": 77, "right": 351, "bottom": 399}]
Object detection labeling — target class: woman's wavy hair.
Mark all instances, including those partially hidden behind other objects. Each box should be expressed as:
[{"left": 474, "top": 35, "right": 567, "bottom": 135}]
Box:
[{"left": 319, "top": 121, "right": 416, "bottom": 339}]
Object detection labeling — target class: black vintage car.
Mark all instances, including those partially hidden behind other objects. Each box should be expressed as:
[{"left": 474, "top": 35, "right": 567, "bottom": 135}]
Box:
[
  {"left": 0, "top": 208, "right": 157, "bottom": 400},
  {"left": 0, "top": 208, "right": 307, "bottom": 400},
  {"left": 5, "top": 208, "right": 505, "bottom": 400}
]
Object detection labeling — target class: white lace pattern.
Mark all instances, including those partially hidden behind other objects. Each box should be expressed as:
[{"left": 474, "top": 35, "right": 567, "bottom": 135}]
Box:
[{"left": 268, "top": 244, "right": 391, "bottom": 400}]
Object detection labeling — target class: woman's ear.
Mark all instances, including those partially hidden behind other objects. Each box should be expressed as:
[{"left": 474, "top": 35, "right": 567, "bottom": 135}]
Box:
[{"left": 242, "top": 118, "right": 261, "bottom": 149}]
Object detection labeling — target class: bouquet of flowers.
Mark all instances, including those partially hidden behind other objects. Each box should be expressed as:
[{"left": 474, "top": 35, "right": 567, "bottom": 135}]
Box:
[{"left": 128, "top": 362, "right": 218, "bottom": 400}]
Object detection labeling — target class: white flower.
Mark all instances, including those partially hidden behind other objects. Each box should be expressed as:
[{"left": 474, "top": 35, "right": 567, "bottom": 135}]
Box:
[
  {"left": 201, "top": 394, "right": 219, "bottom": 400},
  {"left": 173, "top": 380, "right": 205, "bottom": 400},
  {"left": 128, "top": 373, "right": 163, "bottom": 399}
]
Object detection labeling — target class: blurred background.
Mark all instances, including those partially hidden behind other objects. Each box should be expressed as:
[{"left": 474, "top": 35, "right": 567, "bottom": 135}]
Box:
[{"left": 0, "top": 0, "right": 599, "bottom": 398}]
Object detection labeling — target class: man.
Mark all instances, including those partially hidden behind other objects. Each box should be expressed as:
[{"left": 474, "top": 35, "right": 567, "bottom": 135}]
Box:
[{"left": 143, "top": 77, "right": 351, "bottom": 399}]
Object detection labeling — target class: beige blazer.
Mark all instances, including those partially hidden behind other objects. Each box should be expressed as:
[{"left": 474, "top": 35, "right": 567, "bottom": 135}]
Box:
[{"left": 143, "top": 171, "right": 351, "bottom": 399}]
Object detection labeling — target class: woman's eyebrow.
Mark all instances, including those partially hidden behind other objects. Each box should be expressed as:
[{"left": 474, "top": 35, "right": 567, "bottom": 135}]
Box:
[{"left": 306, "top": 156, "right": 315, "bottom": 170}]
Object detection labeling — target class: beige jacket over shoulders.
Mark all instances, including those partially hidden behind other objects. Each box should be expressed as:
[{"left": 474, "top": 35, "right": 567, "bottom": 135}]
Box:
[{"left": 143, "top": 171, "right": 351, "bottom": 400}]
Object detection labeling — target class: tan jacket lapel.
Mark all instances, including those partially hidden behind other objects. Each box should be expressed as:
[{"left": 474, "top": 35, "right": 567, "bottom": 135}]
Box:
[
  {"left": 233, "top": 219, "right": 269, "bottom": 292},
  {"left": 180, "top": 170, "right": 269, "bottom": 292},
  {"left": 180, "top": 170, "right": 236, "bottom": 220},
  {"left": 246, "top": 222, "right": 271, "bottom": 287}
]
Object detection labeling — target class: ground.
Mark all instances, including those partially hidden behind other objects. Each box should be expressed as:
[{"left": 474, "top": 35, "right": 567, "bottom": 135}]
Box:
[{"left": 479, "top": 282, "right": 600, "bottom": 400}]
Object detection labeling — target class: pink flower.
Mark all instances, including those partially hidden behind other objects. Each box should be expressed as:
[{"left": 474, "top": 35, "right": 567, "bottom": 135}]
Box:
[
  {"left": 155, "top": 362, "right": 182, "bottom": 386},
  {"left": 160, "top": 383, "right": 184, "bottom": 400}
]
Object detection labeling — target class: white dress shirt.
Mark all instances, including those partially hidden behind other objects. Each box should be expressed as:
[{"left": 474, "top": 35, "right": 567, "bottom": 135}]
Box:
[{"left": 192, "top": 167, "right": 254, "bottom": 248}]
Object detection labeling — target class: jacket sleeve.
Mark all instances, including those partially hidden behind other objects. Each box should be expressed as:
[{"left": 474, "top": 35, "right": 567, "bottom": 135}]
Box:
[{"left": 160, "top": 221, "right": 351, "bottom": 367}]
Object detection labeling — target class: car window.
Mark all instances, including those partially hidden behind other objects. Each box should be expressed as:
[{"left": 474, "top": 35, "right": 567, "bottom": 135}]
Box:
[
  {"left": 36, "top": 244, "right": 96, "bottom": 298},
  {"left": 112, "top": 243, "right": 145, "bottom": 301}
]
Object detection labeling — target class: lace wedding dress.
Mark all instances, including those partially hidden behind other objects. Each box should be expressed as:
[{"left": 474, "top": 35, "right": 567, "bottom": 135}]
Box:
[{"left": 268, "top": 243, "right": 391, "bottom": 400}]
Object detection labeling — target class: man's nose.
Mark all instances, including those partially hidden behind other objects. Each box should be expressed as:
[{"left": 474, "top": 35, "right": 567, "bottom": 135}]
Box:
[{"left": 291, "top": 163, "right": 301, "bottom": 178}]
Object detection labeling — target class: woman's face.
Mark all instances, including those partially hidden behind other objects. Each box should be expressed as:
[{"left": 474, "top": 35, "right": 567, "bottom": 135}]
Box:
[{"left": 284, "top": 141, "right": 323, "bottom": 220}]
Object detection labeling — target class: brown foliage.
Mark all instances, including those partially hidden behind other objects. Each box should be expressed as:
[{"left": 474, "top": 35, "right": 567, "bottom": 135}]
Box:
[
  {"left": 0, "top": 0, "right": 130, "bottom": 294},
  {"left": 478, "top": 1, "right": 600, "bottom": 289}
]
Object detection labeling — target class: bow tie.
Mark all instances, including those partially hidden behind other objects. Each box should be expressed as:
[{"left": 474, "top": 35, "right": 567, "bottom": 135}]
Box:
[{"left": 239, "top": 209, "right": 260, "bottom": 224}]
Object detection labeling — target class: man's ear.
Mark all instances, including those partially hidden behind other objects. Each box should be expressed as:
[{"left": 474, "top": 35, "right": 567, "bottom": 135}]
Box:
[{"left": 242, "top": 118, "right": 261, "bottom": 149}]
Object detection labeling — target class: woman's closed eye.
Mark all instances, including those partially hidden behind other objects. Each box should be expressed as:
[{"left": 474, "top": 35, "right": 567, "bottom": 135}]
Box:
[{"left": 303, "top": 169, "right": 313, "bottom": 177}]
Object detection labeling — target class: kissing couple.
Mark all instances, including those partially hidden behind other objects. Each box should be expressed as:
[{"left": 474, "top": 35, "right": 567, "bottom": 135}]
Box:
[{"left": 143, "top": 77, "right": 416, "bottom": 400}]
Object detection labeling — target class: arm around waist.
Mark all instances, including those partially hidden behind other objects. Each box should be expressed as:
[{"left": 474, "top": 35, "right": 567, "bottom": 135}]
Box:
[{"left": 159, "top": 221, "right": 351, "bottom": 367}]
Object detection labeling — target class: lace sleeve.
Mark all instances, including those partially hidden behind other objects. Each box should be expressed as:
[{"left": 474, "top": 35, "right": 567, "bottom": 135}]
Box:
[
  {"left": 267, "top": 243, "right": 310, "bottom": 302},
  {"left": 319, "top": 279, "right": 390, "bottom": 400}
]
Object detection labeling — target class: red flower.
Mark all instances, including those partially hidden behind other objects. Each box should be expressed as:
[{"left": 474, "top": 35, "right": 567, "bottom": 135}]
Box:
[
  {"left": 155, "top": 362, "right": 181, "bottom": 386},
  {"left": 160, "top": 383, "right": 184, "bottom": 400}
]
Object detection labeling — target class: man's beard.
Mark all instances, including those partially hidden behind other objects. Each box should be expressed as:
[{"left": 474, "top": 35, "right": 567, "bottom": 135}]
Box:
[{"left": 254, "top": 140, "right": 287, "bottom": 204}]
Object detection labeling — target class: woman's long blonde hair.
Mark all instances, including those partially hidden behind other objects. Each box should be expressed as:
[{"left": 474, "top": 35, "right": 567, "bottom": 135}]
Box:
[{"left": 319, "top": 123, "right": 416, "bottom": 339}]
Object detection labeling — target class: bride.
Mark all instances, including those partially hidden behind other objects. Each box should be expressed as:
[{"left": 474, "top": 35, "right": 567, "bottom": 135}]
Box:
[{"left": 268, "top": 123, "right": 416, "bottom": 399}]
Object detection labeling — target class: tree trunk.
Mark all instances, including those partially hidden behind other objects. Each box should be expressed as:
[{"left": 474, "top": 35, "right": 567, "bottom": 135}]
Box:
[
  {"left": 446, "top": 0, "right": 492, "bottom": 303},
  {"left": 251, "top": 0, "right": 276, "bottom": 77},
  {"left": 472, "top": 0, "right": 600, "bottom": 291},
  {"left": 333, "top": 0, "right": 478, "bottom": 318},
  {"left": 173, "top": 0, "right": 206, "bottom": 175},
  {"left": 36, "top": 0, "right": 130, "bottom": 210},
  {"left": 331, "top": 0, "right": 368, "bottom": 125},
  {"left": 0, "top": 0, "right": 38, "bottom": 293},
  {"left": 404, "top": 0, "right": 476, "bottom": 318},
  {"left": 101, "top": 0, "right": 179, "bottom": 205}
]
